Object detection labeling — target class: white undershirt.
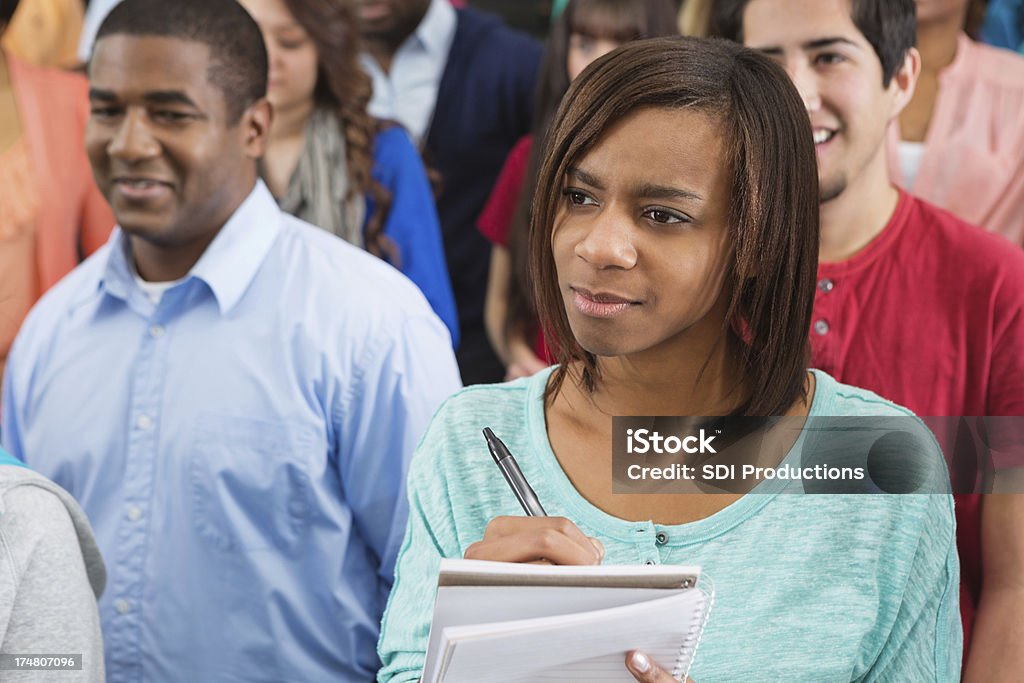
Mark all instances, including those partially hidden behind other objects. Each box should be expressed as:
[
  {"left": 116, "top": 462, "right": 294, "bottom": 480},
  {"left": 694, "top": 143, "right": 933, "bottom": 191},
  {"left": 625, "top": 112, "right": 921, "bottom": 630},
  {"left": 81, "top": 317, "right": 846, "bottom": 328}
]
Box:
[
  {"left": 133, "top": 273, "right": 180, "bottom": 306},
  {"left": 897, "top": 141, "right": 926, "bottom": 188}
]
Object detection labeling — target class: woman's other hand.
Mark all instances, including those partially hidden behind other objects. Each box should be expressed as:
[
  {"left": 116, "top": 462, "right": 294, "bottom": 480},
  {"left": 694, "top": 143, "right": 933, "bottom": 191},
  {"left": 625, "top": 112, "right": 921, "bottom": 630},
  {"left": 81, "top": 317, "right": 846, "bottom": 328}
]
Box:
[{"left": 626, "top": 650, "right": 696, "bottom": 682}]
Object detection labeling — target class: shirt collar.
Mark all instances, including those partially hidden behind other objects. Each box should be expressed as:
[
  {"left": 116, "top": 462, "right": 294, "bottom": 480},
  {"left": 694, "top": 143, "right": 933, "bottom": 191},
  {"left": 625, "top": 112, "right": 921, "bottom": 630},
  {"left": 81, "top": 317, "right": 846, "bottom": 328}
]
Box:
[
  {"left": 413, "top": 0, "right": 457, "bottom": 59},
  {"left": 98, "top": 181, "right": 282, "bottom": 315},
  {"left": 941, "top": 32, "right": 974, "bottom": 81}
]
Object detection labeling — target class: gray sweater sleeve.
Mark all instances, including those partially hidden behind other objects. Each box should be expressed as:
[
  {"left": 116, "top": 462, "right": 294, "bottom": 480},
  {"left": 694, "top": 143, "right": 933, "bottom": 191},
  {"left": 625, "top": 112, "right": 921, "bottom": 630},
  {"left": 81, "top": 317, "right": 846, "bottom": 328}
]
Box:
[{"left": 0, "top": 467, "right": 106, "bottom": 682}]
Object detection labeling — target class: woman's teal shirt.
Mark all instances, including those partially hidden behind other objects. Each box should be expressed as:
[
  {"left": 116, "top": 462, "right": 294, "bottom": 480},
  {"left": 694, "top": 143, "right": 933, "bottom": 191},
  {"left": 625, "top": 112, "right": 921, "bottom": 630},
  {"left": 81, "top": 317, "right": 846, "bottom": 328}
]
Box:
[{"left": 377, "top": 368, "right": 961, "bottom": 682}]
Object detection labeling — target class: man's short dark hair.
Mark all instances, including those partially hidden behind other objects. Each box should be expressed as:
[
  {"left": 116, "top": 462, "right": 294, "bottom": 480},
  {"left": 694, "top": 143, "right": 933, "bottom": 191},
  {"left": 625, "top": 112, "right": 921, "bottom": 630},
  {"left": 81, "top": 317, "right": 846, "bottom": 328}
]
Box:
[
  {"left": 1, "top": 0, "right": 20, "bottom": 27},
  {"left": 94, "top": 0, "right": 268, "bottom": 123},
  {"left": 714, "top": 0, "right": 917, "bottom": 87}
]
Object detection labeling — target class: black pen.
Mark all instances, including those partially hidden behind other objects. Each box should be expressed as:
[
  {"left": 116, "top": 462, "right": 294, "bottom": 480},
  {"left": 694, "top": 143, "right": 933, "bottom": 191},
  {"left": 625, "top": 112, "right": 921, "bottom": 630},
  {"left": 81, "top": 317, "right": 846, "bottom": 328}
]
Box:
[{"left": 483, "top": 427, "right": 547, "bottom": 517}]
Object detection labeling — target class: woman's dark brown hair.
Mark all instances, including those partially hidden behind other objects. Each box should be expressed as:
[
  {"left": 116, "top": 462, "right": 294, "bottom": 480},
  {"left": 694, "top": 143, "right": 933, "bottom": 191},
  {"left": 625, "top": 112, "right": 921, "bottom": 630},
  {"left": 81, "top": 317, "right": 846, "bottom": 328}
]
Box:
[
  {"left": 505, "top": 0, "right": 679, "bottom": 350},
  {"left": 282, "top": 0, "right": 395, "bottom": 261},
  {"left": 531, "top": 36, "right": 820, "bottom": 416}
]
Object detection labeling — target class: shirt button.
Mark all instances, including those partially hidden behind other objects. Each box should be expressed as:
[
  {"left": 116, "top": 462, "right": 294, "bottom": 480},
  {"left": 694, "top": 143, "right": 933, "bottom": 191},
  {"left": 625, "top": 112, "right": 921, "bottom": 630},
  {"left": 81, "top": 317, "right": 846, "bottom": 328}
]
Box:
[
  {"left": 114, "top": 599, "right": 132, "bottom": 615},
  {"left": 127, "top": 506, "right": 143, "bottom": 521},
  {"left": 818, "top": 278, "right": 834, "bottom": 293},
  {"left": 813, "top": 319, "right": 830, "bottom": 336},
  {"left": 655, "top": 532, "right": 668, "bottom": 546},
  {"left": 149, "top": 324, "right": 165, "bottom": 338},
  {"left": 136, "top": 414, "right": 153, "bottom": 430}
]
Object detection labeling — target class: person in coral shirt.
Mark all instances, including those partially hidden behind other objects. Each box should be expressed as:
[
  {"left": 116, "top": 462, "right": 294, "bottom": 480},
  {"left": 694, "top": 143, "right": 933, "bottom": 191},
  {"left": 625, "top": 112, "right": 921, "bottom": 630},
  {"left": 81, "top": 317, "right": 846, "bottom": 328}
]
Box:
[
  {"left": 0, "top": 1, "right": 114, "bottom": 375},
  {"left": 888, "top": 0, "right": 1024, "bottom": 246}
]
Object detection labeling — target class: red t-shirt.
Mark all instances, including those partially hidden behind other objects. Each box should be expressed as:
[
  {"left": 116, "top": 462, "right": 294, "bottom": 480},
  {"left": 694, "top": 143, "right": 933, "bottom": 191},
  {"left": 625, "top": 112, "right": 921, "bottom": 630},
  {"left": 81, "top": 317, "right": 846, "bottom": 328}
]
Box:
[
  {"left": 477, "top": 135, "right": 552, "bottom": 362},
  {"left": 478, "top": 135, "right": 533, "bottom": 248},
  {"left": 811, "top": 190, "right": 1024, "bottom": 650}
]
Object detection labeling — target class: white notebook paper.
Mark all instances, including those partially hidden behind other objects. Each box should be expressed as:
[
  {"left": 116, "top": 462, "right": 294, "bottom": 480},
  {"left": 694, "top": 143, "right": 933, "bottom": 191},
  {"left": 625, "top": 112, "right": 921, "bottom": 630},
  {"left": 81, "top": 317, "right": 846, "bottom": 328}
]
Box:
[{"left": 422, "top": 559, "right": 713, "bottom": 683}]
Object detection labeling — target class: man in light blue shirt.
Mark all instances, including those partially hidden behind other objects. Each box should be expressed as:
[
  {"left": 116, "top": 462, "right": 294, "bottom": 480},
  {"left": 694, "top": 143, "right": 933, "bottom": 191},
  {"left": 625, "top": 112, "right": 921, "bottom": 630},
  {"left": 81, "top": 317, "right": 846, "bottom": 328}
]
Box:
[{"left": 1, "top": 0, "right": 462, "bottom": 681}]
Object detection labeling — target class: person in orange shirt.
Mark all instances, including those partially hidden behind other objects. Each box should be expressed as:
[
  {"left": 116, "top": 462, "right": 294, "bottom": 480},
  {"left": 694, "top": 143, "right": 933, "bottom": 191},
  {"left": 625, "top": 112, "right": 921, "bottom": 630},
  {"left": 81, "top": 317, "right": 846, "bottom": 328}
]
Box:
[
  {"left": 0, "top": 0, "right": 113, "bottom": 372},
  {"left": 888, "top": 0, "right": 1024, "bottom": 246}
]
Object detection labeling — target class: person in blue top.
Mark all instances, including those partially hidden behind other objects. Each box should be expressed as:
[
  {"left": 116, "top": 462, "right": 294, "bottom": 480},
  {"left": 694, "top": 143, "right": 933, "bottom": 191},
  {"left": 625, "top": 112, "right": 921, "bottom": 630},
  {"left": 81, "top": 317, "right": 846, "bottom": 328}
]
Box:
[
  {"left": 982, "top": 0, "right": 1024, "bottom": 53},
  {"left": 241, "top": 0, "right": 459, "bottom": 346},
  {"left": 2, "top": 0, "right": 462, "bottom": 680},
  {"left": 377, "top": 38, "right": 960, "bottom": 682}
]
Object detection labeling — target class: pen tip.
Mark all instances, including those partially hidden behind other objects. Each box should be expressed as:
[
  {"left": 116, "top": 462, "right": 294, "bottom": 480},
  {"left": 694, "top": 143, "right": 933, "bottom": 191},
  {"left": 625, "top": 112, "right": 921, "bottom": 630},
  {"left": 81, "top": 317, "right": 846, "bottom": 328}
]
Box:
[{"left": 482, "top": 427, "right": 504, "bottom": 464}]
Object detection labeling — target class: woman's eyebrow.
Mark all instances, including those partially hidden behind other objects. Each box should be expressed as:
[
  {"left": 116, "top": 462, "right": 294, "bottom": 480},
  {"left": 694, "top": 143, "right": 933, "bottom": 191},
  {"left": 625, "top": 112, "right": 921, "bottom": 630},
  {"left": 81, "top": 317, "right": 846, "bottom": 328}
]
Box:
[
  {"left": 568, "top": 167, "right": 704, "bottom": 202},
  {"left": 567, "top": 166, "right": 605, "bottom": 189},
  {"left": 633, "top": 182, "right": 703, "bottom": 202}
]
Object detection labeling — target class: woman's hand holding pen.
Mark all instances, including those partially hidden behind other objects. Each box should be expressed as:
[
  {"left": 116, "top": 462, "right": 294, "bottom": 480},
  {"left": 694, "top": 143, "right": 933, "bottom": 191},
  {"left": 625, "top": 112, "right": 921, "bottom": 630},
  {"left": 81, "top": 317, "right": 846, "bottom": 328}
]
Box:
[
  {"left": 473, "top": 430, "right": 693, "bottom": 680},
  {"left": 464, "top": 516, "right": 604, "bottom": 565}
]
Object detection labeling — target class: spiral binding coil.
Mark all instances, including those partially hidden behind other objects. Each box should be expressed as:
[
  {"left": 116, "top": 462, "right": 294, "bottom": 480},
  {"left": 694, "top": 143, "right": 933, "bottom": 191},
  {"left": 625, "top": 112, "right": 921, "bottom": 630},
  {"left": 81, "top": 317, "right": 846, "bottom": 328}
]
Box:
[{"left": 672, "top": 575, "right": 715, "bottom": 682}]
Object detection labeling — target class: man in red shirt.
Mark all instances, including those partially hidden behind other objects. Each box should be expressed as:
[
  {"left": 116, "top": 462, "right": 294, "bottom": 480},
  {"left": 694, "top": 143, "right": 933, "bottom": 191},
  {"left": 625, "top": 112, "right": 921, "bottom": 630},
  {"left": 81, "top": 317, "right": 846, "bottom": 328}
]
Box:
[{"left": 718, "top": 0, "right": 1024, "bottom": 679}]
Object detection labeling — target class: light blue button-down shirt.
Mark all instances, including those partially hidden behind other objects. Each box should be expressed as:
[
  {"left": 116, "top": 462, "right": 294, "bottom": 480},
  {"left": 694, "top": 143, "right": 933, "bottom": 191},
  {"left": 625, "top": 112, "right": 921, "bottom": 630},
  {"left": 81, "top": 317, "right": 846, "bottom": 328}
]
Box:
[
  {"left": 361, "top": 0, "right": 458, "bottom": 144},
  {"left": 2, "top": 181, "right": 462, "bottom": 682}
]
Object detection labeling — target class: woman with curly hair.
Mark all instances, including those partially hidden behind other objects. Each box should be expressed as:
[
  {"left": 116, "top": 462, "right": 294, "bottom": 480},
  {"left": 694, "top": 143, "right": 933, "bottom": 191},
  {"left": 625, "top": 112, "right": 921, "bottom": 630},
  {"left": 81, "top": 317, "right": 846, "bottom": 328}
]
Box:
[{"left": 241, "top": 0, "right": 458, "bottom": 345}]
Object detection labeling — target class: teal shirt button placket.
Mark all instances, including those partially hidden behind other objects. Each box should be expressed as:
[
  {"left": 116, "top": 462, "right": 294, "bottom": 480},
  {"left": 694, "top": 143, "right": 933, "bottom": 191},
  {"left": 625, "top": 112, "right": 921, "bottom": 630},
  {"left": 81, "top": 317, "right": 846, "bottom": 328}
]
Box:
[{"left": 633, "top": 525, "right": 660, "bottom": 565}]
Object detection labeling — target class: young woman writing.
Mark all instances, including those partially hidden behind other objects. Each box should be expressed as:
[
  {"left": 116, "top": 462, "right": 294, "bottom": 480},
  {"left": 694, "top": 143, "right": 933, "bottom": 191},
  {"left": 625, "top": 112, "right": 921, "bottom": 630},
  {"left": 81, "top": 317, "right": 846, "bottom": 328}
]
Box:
[{"left": 379, "top": 38, "right": 960, "bottom": 681}]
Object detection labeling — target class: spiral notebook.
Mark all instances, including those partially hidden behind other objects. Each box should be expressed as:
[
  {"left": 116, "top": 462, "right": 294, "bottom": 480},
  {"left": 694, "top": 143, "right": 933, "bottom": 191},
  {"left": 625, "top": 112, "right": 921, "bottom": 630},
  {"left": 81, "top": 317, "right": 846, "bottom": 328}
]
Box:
[{"left": 421, "top": 559, "right": 713, "bottom": 683}]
